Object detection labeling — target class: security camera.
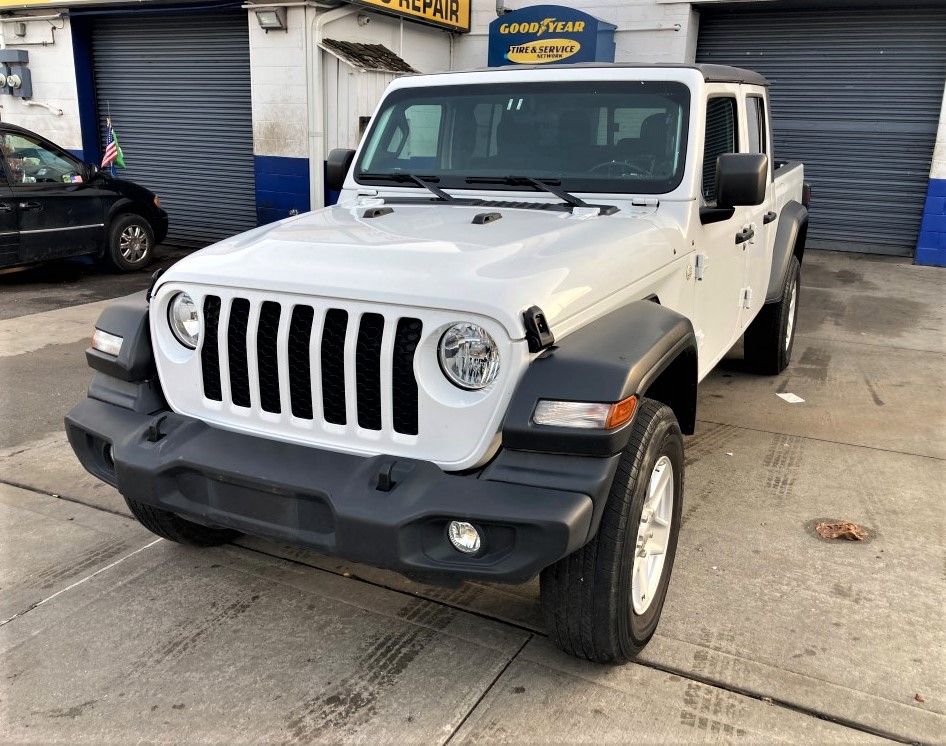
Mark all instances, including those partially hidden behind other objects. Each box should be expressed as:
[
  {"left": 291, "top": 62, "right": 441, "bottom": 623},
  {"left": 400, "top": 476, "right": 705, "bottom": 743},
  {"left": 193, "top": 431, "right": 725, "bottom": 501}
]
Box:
[{"left": 357, "top": 14, "right": 371, "bottom": 26}]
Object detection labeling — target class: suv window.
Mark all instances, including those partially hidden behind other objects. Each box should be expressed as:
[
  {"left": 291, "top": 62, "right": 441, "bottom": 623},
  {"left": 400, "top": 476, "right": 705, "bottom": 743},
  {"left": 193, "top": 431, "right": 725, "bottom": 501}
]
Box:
[
  {"left": 1, "top": 132, "right": 82, "bottom": 185},
  {"left": 702, "top": 98, "right": 737, "bottom": 202},
  {"left": 746, "top": 96, "right": 767, "bottom": 156},
  {"left": 356, "top": 81, "right": 691, "bottom": 195}
]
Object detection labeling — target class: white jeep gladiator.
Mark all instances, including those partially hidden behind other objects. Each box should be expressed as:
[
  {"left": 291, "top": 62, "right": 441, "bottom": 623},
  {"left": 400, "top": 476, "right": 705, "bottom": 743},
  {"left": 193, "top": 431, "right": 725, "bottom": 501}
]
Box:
[{"left": 67, "top": 63, "right": 808, "bottom": 663}]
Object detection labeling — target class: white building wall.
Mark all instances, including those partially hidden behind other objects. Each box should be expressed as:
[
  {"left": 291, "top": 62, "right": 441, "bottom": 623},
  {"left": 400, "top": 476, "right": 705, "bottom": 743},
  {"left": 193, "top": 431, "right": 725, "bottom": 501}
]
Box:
[
  {"left": 0, "top": 10, "right": 82, "bottom": 151},
  {"left": 248, "top": 7, "right": 451, "bottom": 153},
  {"left": 453, "top": 0, "right": 697, "bottom": 70},
  {"left": 248, "top": 6, "right": 309, "bottom": 160},
  {"left": 932, "top": 83, "right": 946, "bottom": 182}
]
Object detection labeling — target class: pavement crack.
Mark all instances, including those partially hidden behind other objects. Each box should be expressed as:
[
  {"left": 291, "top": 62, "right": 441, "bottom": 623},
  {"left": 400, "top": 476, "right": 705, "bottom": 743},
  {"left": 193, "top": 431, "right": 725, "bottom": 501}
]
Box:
[
  {"left": 695, "top": 419, "right": 945, "bottom": 462},
  {"left": 0, "top": 538, "right": 163, "bottom": 627},
  {"left": 234, "top": 542, "right": 543, "bottom": 637},
  {"left": 627, "top": 654, "right": 923, "bottom": 745},
  {"left": 0, "top": 477, "right": 135, "bottom": 519},
  {"left": 440, "top": 633, "right": 533, "bottom": 746}
]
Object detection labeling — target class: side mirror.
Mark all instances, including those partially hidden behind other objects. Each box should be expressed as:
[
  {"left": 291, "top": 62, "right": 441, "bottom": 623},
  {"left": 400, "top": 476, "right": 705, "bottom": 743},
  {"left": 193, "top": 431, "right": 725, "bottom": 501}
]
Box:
[
  {"left": 326, "top": 149, "right": 355, "bottom": 193},
  {"left": 715, "top": 153, "right": 768, "bottom": 207},
  {"left": 87, "top": 163, "right": 101, "bottom": 180}
]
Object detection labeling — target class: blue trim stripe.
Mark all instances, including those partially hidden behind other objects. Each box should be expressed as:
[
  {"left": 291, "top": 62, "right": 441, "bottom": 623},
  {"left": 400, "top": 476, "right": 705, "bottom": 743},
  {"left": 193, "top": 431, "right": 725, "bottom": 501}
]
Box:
[
  {"left": 70, "top": 16, "right": 100, "bottom": 166},
  {"left": 255, "top": 155, "right": 310, "bottom": 226},
  {"left": 915, "top": 177, "right": 946, "bottom": 267}
]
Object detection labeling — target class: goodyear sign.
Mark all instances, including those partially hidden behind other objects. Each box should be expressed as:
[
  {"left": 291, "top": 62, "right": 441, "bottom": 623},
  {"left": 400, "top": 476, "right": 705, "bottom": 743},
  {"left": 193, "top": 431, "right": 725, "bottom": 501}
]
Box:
[
  {"left": 351, "top": 0, "right": 471, "bottom": 33},
  {"left": 488, "top": 5, "right": 615, "bottom": 67}
]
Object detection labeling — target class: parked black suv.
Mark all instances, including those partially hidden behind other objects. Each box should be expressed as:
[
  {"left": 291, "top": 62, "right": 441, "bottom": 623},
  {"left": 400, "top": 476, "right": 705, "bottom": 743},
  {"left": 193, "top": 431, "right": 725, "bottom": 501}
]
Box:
[{"left": 0, "top": 123, "right": 168, "bottom": 272}]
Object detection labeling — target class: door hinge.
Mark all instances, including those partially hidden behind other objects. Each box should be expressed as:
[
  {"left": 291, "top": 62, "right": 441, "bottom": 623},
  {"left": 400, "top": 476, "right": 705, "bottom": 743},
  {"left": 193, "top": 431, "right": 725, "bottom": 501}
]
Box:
[
  {"left": 694, "top": 253, "right": 708, "bottom": 281},
  {"left": 741, "top": 287, "right": 753, "bottom": 309}
]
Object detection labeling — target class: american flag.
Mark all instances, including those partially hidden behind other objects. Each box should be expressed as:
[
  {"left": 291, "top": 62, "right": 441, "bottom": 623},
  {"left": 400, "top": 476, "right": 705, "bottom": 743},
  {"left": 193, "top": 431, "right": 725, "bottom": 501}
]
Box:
[{"left": 101, "top": 118, "right": 124, "bottom": 170}]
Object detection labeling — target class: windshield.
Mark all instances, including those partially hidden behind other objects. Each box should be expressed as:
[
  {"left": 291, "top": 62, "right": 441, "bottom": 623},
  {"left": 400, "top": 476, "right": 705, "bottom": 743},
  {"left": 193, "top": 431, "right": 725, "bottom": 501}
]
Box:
[{"left": 355, "top": 81, "right": 690, "bottom": 195}]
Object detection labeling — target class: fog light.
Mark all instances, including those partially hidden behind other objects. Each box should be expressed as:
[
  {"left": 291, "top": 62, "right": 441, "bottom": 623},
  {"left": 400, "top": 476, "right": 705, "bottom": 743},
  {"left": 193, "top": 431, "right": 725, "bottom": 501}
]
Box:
[{"left": 447, "top": 521, "right": 481, "bottom": 554}]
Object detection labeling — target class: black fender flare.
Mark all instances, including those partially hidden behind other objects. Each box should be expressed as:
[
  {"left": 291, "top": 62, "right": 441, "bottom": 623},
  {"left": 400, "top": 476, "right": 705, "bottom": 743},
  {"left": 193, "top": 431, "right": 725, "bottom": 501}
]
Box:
[
  {"left": 86, "top": 291, "right": 155, "bottom": 382},
  {"left": 501, "top": 300, "right": 698, "bottom": 457},
  {"left": 766, "top": 200, "right": 808, "bottom": 303}
]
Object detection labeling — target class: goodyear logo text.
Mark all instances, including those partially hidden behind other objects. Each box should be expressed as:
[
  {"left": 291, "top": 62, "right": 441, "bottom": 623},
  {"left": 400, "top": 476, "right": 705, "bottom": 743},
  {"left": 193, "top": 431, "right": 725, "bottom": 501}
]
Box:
[{"left": 499, "top": 17, "right": 586, "bottom": 36}]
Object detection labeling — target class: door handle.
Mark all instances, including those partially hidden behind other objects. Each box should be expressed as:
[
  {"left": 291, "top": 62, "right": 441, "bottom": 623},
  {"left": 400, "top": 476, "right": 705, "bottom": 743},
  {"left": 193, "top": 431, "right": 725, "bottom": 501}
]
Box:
[
  {"left": 763, "top": 211, "right": 778, "bottom": 225},
  {"left": 735, "top": 226, "right": 755, "bottom": 245},
  {"left": 0, "top": 203, "right": 12, "bottom": 213},
  {"left": 19, "top": 202, "right": 42, "bottom": 212}
]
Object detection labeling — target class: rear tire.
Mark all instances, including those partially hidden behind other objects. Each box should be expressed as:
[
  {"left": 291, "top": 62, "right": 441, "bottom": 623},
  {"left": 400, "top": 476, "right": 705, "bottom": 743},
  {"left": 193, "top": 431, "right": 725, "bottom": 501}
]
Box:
[
  {"left": 105, "top": 213, "right": 155, "bottom": 272},
  {"left": 539, "top": 398, "right": 684, "bottom": 663},
  {"left": 744, "top": 254, "right": 800, "bottom": 375},
  {"left": 124, "top": 497, "right": 237, "bottom": 546}
]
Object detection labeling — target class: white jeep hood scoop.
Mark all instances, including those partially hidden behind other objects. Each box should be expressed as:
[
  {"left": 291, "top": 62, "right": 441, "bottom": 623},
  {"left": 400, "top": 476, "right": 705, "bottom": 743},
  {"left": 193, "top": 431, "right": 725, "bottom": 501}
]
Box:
[{"left": 158, "top": 201, "right": 675, "bottom": 338}]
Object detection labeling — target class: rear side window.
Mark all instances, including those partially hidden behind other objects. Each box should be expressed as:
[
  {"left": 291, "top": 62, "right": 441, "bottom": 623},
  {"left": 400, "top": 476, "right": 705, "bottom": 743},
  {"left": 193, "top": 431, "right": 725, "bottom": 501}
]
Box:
[
  {"left": 702, "top": 97, "right": 737, "bottom": 202},
  {"left": 746, "top": 96, "right": 767, "bottom": 156}
]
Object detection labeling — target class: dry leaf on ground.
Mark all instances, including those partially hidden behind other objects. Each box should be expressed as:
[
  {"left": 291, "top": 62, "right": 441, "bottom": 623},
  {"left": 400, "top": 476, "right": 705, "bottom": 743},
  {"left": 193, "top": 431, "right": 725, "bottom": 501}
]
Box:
[
  {"left": 815, "top": 521, "right": 868, "bottom": 541},
  {"left": 915, "top": 693, "right": 925, "bottom": 704}
]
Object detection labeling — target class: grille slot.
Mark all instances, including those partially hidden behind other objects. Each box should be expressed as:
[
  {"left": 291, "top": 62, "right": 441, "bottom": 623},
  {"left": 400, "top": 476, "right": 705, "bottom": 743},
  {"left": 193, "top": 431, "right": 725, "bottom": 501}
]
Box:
[
  {"left": 392, "top": 318, "right": 422, "bottom": 435},
  {"left": 321, "top": 309, "right": 348, "bottom": 425},
  {"left": 287, "top": 306, "right": 314, "bottom": 419},
  {"left": 227, "top": 298, "right": 251, "bottom": 408},
  {"left": 257, "top": 301, "right": 281, "bottom": 414},
  {"left": 355, "top": 313, "right": 384, "bottom": 430},
  {"left": 201, "top": 295, "right": 222, "bottom": 401}
]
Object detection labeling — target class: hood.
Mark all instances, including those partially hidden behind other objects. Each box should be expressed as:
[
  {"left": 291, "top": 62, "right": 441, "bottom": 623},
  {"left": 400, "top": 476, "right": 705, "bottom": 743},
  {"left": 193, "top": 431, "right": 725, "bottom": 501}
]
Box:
[{"left": 158, "top": 201, "right": 683, "bottom": 339}]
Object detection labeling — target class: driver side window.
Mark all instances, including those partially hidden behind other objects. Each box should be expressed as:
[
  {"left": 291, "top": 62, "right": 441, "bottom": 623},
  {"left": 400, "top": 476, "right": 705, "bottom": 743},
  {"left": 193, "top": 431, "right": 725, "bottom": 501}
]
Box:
[
  {"left": 1, "top": 133, "right": 81, "bottom": 185},
  {"left": 702, "top": 98, "right": 738, "bottom": 203}
]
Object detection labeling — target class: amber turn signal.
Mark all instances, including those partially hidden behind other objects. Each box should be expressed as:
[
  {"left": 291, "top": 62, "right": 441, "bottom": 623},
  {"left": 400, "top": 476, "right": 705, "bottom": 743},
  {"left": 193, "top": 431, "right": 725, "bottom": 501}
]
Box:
[{"left": 605, "top": 395, "right": 637, "bottom": 429}]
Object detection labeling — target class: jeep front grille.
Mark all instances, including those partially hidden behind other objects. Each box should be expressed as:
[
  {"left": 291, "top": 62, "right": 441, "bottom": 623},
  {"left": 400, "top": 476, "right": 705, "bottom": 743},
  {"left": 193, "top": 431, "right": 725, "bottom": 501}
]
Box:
[{"left": 200, "top": 295, "right": 421, "bottom": 436}]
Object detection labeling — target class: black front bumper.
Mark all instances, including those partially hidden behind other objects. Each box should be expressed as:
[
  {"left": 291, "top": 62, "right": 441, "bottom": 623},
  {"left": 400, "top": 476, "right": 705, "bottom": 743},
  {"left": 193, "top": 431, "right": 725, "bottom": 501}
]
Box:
[{"left": 66, "top": 398, "right": 608, "bottom": 583}]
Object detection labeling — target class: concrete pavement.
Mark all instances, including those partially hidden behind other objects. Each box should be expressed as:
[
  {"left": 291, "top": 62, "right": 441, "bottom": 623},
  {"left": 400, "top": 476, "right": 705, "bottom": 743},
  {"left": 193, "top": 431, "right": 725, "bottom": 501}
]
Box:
[{"left": 0, "top": 249, "right": 944, "bottom": 743}]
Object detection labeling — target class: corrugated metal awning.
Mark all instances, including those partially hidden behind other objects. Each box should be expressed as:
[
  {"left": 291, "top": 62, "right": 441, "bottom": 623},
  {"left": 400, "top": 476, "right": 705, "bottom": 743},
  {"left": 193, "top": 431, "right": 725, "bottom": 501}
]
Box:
[{"left": 319, "top": 39, "right": 416, "bottom": 74}]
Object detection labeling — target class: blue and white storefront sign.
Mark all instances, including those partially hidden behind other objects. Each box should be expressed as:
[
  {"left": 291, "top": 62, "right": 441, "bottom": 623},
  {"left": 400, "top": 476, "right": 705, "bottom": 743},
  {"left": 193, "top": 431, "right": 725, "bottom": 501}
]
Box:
[{"left": 488, "top": 5, "right": 616, "bottom": 67}]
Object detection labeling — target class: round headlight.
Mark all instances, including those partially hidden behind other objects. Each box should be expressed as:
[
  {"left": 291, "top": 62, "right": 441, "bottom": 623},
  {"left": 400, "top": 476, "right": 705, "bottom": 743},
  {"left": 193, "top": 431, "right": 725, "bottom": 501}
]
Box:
[
  {"left": 168, "top": 292, "right": 200, "bottom": 349},
  {"left": 438, "top": 322, "right": 500, "bottom": 390}
]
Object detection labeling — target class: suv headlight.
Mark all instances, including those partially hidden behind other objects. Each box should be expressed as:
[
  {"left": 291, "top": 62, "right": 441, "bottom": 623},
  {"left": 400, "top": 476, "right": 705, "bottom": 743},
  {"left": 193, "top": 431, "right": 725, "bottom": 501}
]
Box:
[
  {"left": 438, "top": 322, "right": 500, "bottom": 390},
  {"left": 168, "top": 292, "right": 200, "bottom": 349}
]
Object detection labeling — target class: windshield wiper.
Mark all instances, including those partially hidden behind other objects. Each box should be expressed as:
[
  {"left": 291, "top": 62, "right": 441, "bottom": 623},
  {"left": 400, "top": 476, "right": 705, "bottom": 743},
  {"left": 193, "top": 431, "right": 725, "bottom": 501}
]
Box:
[
  {"left": 358, "top": 172, "right": 455, "bottom": 202},
  {"left": 465, "top": 176, "right": 588, "bottom": 208}
]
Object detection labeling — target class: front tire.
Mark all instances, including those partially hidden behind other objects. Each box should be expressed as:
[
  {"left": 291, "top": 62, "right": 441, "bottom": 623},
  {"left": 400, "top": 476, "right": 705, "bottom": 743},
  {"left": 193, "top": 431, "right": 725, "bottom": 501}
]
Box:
[
  {"left": 539, "top": 398, "right": 684, "bottom": 663},
  {"left": 124, "top": 496, "right": 237, "bottom": 546},
  {"left": 743, "top": 254, "right": 801, "bottom": 375},
  {"left": 105, "top": 213, "right": 155, "bottom": 272}
]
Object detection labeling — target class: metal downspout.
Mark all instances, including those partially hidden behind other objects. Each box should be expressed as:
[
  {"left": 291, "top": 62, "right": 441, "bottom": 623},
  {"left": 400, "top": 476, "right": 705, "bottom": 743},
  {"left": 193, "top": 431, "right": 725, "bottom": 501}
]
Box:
[{"left": 308, "top": 4, "right": 356, "bottom": 210}]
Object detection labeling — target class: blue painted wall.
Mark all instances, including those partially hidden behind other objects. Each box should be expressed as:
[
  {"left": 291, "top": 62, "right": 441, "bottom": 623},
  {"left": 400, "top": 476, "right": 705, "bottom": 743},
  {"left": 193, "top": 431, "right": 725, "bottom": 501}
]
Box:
[
  {"left": 255, "top": 155, "right": 310, "bottom": 225},
  {"left": 70, "top": 16, "right": 101, "bottom": 167},
  {"left": 915, "top": 178, "right": 946, "bottom": 267}
]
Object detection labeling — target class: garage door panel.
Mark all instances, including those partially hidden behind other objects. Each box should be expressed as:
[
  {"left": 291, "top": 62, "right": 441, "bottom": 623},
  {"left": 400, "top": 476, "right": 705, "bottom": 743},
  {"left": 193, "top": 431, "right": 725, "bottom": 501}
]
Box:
[
  {"left": 92, "top": 11, "right": 256, "bottom": 247},
  {"left": 697, "top": 6, "right": 946, "bottom": 254}
]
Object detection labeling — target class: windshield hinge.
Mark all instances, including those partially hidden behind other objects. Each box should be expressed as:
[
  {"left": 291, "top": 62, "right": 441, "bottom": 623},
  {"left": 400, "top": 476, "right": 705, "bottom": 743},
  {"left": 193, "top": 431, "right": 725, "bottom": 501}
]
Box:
[
  {"left": 631, "top": 198, "right": 659, "bottom": 207},
  {"left": 523, "top": 306, "right": 555, "bottom": 353}
]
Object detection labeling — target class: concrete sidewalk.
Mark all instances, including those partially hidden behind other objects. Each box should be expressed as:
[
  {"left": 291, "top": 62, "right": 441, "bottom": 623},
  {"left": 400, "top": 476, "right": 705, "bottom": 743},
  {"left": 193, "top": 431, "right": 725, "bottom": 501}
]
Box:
[{"left": 1, "top": 250, "right": 944, "bottom": 743}]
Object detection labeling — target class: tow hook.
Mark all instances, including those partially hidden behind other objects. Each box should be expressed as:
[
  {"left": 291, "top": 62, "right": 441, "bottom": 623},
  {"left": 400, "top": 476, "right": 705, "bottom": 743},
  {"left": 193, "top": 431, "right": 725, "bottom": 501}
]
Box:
[{"left": 146, "top": 414, "right": 168, "bottom": 443}]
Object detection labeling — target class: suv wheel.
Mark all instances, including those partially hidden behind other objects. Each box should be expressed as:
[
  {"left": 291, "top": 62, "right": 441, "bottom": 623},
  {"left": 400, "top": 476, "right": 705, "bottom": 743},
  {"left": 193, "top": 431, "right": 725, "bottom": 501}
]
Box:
[
  {"left": 125, "top": 497, "right": 237, "bottom": 546},
  {"left": 744, "top": 254, "right": 801, "bottom": 374},
  {"left": 539, "top": 398, "right": 684, "bottom": 663},
  {"left": 106, "top": 213, "right": 155, "bottom": 272}
]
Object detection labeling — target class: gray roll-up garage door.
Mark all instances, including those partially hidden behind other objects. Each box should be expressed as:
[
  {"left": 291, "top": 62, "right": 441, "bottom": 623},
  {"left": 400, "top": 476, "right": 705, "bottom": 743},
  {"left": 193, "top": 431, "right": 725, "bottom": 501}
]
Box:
[
  {"left": 92, "top": 10, "right": 256, "bottom": 247},
  {"left": 696, "top": 6, "right": 946, "bottom": 255}
]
